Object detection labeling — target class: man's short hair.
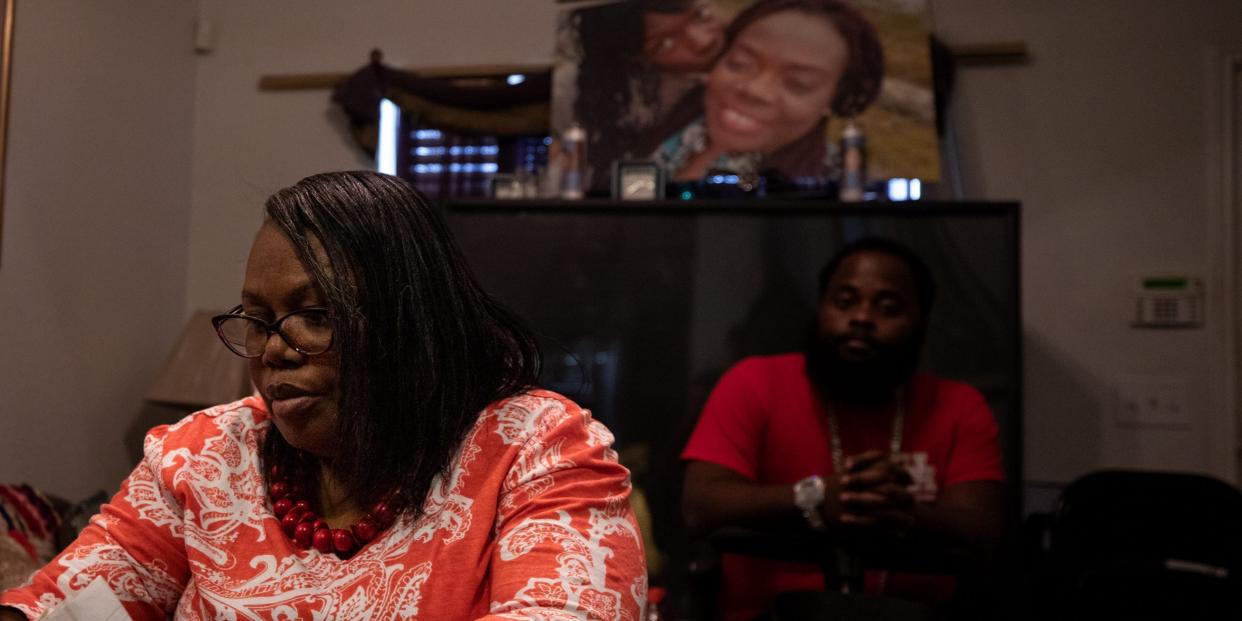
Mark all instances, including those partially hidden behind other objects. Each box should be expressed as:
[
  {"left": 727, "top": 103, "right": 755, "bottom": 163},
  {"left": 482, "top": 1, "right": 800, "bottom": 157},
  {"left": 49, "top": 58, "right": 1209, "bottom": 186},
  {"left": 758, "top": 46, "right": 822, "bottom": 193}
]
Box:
[{"left": 816, "top": 237, "right": 937, "bottom": 319}]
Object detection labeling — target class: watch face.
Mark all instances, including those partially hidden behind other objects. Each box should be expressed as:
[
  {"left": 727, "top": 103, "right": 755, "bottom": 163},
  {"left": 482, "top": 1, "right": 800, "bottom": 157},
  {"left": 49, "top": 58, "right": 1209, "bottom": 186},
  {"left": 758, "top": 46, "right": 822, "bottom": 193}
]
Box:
[
  {"left": 793, "top": 476, "right": 825, "bottom": 508},
  {"left": 620, "top": 168, "right": 658, "bottom": 200}
]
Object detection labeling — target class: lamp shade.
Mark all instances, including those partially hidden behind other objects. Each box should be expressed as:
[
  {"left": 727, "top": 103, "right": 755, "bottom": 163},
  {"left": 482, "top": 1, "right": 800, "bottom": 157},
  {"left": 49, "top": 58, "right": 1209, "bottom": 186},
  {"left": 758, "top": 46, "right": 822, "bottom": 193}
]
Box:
[{"left": 144, "top": 310, "right": 250, "bottom": 409}]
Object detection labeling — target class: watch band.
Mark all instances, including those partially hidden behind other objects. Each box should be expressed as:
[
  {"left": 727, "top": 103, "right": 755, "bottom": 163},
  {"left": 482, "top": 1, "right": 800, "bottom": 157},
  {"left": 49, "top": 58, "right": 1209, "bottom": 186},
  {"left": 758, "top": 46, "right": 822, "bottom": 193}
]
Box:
[{"left": 793, "top": 475, "right": 827, "bottom": 530}]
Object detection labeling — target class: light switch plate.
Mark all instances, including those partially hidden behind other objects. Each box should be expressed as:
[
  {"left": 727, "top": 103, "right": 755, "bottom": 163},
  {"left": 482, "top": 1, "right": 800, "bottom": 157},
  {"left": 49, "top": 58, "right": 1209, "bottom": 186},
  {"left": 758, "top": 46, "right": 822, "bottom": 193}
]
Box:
[{"left": 1115, "top": 375, "right": 1191, "bottom": 429}]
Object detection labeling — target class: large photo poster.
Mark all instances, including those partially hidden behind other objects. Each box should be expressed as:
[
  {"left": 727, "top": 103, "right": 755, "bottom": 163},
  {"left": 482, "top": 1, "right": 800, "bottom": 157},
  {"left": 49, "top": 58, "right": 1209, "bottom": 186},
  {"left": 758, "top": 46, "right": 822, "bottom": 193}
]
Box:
[{"left": 552, "top": 0, "right": 939, "bottom": 194}]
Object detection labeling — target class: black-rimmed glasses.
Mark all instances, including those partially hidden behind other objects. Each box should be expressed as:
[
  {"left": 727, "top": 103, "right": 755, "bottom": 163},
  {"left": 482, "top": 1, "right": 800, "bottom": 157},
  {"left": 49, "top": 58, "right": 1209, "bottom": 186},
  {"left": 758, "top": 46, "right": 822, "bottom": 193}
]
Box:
[{"left": 211, "top": 305, "right": 334, "bottom": 358}]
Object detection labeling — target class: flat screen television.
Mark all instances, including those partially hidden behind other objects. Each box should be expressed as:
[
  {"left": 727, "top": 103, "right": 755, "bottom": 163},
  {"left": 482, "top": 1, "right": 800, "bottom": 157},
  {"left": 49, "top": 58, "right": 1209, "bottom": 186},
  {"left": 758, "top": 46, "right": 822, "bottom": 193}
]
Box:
[{"left": 446, "top": 199, "right": 1021, "bottom": 575}]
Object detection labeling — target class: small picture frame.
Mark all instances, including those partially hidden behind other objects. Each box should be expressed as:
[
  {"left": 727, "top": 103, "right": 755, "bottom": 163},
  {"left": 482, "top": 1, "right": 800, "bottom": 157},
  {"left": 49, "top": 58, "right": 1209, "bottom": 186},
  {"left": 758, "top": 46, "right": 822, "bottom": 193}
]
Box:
[
  {"left": 611, "top": 160, "right": 664, "bottom": 201},
  {"left": 490, "top": 174, "right": 524, "bottom": 199}
]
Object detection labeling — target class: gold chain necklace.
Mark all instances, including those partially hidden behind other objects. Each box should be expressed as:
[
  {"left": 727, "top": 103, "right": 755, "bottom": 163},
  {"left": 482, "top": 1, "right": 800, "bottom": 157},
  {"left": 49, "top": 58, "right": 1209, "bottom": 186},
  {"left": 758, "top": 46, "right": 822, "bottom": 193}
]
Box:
[{"left": 825, "top": 390, "right": 905, "bottom": 473}]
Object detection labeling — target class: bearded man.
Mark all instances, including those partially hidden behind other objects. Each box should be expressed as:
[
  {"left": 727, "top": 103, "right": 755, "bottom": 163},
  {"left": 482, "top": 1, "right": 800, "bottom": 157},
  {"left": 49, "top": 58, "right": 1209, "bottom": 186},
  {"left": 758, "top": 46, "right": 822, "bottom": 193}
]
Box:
[{"left": 681, "top": 237, "right": 1004, "bottom": 619}]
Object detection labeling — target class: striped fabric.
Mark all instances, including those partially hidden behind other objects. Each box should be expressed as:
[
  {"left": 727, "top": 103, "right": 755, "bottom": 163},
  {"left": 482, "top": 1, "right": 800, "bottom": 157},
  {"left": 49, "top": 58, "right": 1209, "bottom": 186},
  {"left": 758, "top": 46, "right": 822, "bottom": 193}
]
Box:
[{"left": 0, "top": 484, "right": 60, "bottom": 564}]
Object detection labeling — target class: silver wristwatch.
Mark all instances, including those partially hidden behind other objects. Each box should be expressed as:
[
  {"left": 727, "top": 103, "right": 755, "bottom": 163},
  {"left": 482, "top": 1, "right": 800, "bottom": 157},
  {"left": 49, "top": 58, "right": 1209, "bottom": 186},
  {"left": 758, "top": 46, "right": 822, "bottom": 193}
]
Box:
[{"left": 793, "top": 475, "right": 827, "bottom": 530}]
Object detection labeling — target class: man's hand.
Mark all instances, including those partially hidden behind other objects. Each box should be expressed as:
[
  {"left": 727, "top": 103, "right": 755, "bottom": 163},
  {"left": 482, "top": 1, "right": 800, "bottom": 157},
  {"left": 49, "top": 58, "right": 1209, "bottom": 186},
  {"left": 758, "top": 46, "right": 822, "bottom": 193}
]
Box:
[
  {"left": 835, "top": 449, "right": 915, "bottom": 533},
  {"left": 683, "top": 461, "right": 816, "bottom": 534},
  {"left": 683, "top": 457, "right": 1003, "bottom": 561}
]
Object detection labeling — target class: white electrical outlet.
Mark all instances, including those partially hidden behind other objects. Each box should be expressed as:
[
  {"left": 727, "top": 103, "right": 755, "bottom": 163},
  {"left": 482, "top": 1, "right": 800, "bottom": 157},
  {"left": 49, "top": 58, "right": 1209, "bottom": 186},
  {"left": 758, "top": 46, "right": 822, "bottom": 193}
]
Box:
[{"left": 1115, "top": 375, "right": 1191, "bottom": 429}]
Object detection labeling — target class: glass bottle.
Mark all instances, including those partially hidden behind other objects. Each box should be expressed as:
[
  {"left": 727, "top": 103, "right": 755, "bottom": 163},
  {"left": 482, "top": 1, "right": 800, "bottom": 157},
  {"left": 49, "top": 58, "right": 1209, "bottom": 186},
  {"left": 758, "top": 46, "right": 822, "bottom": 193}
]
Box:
[
  {"left": 839, "top": 120, "right": 866, "bottom": 202},
  {"left": 560, "top": 123, "right": 588, "bottom": 199}
]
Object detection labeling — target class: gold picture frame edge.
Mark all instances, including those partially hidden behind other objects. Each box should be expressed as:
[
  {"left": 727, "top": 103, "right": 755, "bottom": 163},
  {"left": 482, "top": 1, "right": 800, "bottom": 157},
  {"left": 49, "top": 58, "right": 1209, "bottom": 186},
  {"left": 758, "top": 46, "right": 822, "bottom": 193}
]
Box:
[{"left": 0, "top": 0, "right": 14, "bottom": 267}]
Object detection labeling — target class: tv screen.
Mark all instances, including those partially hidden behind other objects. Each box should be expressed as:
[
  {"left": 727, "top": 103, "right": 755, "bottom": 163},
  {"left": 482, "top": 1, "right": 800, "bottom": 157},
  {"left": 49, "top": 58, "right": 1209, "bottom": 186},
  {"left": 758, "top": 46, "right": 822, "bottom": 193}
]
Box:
[{"left": 447, "top": 199, "right": 1020, "bottom": 570}]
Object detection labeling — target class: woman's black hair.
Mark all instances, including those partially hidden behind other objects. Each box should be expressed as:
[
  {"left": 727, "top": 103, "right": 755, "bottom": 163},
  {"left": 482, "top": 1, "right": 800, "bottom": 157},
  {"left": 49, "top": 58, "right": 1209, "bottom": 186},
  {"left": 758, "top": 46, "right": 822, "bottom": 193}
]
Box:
[
  {"left": 571, "top": 0, "right": 698, "bottom": 189},
  {"left": 261, "top": 171, "right": 541, "bottom": 518}
]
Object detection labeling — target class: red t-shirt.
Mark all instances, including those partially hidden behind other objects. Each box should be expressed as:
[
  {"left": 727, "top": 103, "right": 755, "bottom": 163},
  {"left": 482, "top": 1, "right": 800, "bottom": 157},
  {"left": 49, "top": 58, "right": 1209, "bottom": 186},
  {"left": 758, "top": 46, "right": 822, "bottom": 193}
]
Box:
[{"left": 681, "top": 353, "right": 1004, "bottom": 619}]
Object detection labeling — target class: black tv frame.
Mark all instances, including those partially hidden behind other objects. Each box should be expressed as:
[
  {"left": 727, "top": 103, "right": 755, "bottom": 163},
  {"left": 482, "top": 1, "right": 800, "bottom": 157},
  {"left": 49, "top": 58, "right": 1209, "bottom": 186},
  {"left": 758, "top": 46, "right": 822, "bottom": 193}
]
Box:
[{"left": 445, "top": 197, "right": 1023, "bottom": 531}]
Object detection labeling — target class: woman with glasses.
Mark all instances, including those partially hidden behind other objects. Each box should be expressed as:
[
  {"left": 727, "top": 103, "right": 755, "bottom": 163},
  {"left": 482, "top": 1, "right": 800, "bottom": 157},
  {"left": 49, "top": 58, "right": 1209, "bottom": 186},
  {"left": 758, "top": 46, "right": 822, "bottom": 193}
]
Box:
[{"left": 0, "top": 172, "right": 645, "bottom": 620}]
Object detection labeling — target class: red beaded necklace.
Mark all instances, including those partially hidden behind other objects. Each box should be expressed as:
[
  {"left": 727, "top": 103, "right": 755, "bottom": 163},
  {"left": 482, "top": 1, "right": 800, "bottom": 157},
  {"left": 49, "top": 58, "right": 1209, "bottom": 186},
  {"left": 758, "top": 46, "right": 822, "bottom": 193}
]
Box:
[{"left": 268, "top": 465, "right": 396, "bottom": 559}]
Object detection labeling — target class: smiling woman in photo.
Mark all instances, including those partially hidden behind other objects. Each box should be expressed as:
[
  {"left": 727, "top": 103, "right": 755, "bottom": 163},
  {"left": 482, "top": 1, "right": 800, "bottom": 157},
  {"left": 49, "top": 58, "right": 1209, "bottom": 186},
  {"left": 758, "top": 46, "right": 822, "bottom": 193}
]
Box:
[{"left": 651, "top": 0, "right": 884, "bottom": 184}]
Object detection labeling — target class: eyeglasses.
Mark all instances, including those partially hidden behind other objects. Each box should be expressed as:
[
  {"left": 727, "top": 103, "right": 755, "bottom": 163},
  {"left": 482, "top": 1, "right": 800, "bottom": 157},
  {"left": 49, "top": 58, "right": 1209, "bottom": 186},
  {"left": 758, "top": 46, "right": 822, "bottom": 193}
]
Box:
[{"left": 211, "top": 305, "right": 334, "bottom": 358}]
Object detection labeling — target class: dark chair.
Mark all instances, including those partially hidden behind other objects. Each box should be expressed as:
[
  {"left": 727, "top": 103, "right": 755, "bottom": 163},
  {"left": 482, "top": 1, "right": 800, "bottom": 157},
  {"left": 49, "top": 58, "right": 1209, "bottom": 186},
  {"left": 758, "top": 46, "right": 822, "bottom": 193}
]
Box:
[{"left": 1037, "top": 469, "right": 1242, "bottom": 618}]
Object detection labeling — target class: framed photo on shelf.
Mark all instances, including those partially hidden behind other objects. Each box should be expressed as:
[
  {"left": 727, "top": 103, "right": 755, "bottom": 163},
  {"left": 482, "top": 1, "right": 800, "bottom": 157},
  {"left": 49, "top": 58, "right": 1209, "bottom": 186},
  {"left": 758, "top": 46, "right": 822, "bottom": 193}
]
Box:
[
  {"left": 490, "top": 174, "right": 523, "bottom": 199},
  {"left": 611, "top": 160, "right": 663, "bottom": 201}
]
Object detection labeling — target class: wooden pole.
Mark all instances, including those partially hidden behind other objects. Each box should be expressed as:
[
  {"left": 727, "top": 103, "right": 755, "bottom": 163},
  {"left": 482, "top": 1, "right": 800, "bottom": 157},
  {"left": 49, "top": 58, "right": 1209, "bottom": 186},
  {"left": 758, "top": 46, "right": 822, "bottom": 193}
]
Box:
[
  {"left": 258, "top": 63, "right": 553, "bottom": 91},
  {"left": 256, "top": 43, "right": 1027, "bottom": 92}
]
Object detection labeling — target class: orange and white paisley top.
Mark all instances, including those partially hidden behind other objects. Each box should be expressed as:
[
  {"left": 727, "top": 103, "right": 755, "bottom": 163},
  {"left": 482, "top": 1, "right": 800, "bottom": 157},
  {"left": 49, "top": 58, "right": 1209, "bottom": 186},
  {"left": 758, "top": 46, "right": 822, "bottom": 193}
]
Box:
[{"left": 1, "top": 391, "right": 646, "bottom": 620}]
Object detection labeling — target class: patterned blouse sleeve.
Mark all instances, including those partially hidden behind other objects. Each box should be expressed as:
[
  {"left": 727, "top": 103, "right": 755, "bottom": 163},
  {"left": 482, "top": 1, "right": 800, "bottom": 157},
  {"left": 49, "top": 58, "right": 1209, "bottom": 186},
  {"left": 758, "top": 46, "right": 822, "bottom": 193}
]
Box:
[
  {"left": 0, "top": 425, "right": 189, "bottom": 620},
  {"left": 482, "top": 397, "right": 647, "bottom": 621}
]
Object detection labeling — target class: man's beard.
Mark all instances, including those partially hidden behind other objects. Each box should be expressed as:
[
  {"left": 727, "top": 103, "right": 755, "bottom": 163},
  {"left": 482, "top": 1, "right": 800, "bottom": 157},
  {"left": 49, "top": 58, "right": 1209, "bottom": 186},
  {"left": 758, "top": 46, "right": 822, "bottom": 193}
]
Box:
[{"left": 803, "top": 320, "right": 925, "bottom": 406}]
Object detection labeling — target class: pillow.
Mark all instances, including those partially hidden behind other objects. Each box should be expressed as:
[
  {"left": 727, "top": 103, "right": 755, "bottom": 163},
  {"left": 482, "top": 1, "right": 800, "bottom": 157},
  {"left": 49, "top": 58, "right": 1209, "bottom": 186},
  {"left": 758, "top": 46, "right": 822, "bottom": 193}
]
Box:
[
  {"left": 0, "top": 532, "right": 37, "bottom": 591},
  {"left": 0, "top": 484, "right": 61, "bottom": 592},
  {"left": 0, "top": 485, "right": 61, "bottom": 565}
]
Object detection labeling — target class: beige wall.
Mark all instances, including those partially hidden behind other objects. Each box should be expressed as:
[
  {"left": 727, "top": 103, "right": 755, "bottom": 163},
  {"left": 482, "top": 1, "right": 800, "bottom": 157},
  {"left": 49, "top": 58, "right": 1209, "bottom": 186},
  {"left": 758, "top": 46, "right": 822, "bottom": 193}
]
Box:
[
  {"left": 182, "top": 0, "right": 561, "bottom": 313},
  {"left": 933, "top": 0, "right": 1242, "bottom": 486},
  {"left": 0, "top": 1, "right": 196, "bottom": 498},
  {"left": 2, "top": 0, "right": 1241, "bottom": 499}
]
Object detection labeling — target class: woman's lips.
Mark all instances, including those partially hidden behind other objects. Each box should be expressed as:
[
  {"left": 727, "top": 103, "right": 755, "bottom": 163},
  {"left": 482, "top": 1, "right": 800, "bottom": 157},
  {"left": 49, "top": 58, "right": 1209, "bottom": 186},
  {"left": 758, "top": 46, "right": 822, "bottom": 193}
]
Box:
[
  {"left": 718, "top": 106, "right": 767, "bottom": 135},
  {"left": 269, "top": 395, "right": 319, "bottom": 420}
]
